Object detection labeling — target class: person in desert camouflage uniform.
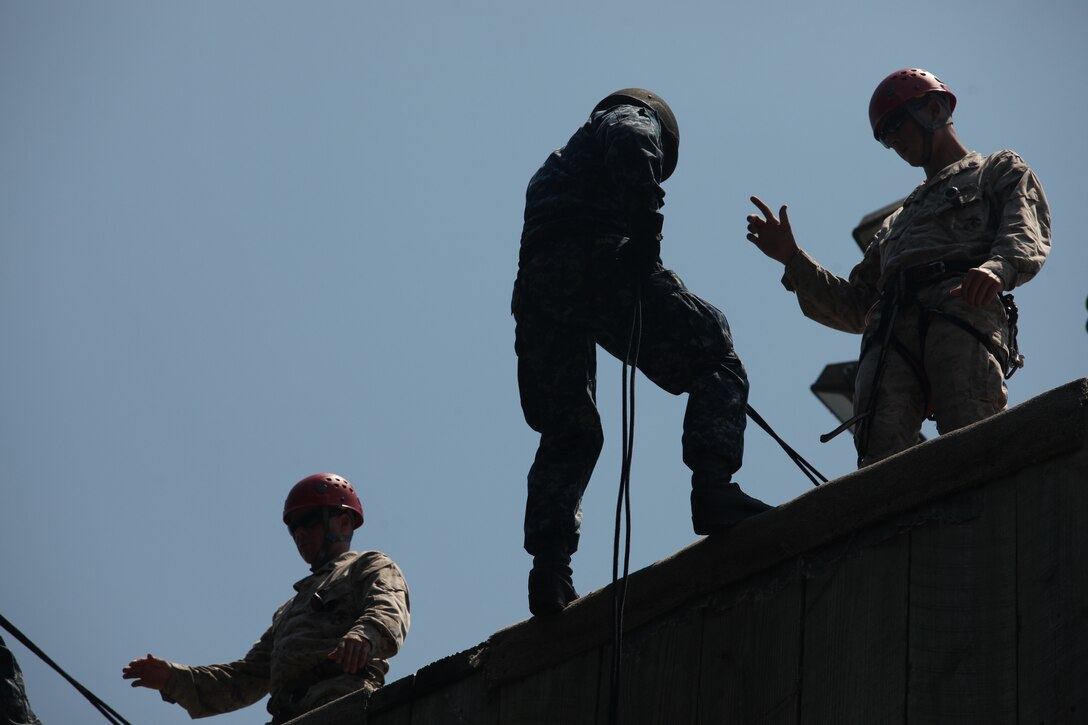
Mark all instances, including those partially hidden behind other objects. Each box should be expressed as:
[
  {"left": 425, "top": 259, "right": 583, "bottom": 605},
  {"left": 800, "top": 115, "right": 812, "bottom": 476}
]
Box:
[
  {"left": 122, "top": 473, "right": 409, "bottom": 724},
  {"left": 513, "top": 88, "right": 771, "bottom": 617},
  {"left": 746, "top": 68, "right": 1050, "bottom": 467}
]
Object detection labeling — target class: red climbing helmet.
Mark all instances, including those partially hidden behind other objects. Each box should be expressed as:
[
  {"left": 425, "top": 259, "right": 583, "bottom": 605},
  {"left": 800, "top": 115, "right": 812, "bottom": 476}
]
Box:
[
  {"left": 869, "top": 68, "right": 956, "bottom": 141},
  {"left": 283, "top": 473, "right": 364, "bottom": 528}
]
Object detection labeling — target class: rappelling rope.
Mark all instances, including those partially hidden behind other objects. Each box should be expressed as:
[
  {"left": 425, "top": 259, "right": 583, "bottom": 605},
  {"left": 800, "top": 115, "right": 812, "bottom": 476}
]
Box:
[
  {"left": 745, "top": 404, "right": 828, "bottom": 487},
  {"left": 0, "top": 613, "right": 133, "bottom": 725},
  {"left": 609, "top": 282, "right": 641, "bottom": 725},
  {"left": 605, "top": 269, "right": 830, "bottom": 723}
]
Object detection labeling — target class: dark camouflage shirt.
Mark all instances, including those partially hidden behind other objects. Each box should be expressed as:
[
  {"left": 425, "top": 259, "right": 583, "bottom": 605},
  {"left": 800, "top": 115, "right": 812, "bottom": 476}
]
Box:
[{"left": 520, "top": 103, "right": 669, "bottom": 264}]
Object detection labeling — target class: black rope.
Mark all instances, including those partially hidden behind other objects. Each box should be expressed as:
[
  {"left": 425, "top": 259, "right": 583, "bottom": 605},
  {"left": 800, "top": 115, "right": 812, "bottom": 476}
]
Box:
[
  {"left": 610, "top": 285, "right": 641, "bottom": 725},
  {"left": 745, "top": 404, "right": 828, "bottom": 487},
  {"left": 845, "top": 288, "right": 901, "bottom": 465},
  {"left": 0, "top": 613, "right": 133, "bottom": 725}
]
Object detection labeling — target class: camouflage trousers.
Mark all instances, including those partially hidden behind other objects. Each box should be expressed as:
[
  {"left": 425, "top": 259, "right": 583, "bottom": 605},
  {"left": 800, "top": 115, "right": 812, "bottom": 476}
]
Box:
[
  {"left": 513, "top": 251, "right": 748, "bottom": 559},
  {"left": 854, "top": 280, "right": 1009, "bottom": 467}
]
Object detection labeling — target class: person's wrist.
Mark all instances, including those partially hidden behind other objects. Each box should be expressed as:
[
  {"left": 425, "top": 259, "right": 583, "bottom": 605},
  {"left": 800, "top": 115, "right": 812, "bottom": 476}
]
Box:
[{"left": 779, "top": 247, "right": 800, "bottom": 266}]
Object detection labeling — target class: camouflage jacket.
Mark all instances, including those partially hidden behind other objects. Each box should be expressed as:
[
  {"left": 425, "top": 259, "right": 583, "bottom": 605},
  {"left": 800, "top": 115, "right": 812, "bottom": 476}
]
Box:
[
  {"left": 160, "top": 550, "right": 410, "bottom": 722},
  {"left": 519, "top": 103, "right": 669, "bottom": 264},
  {"left": 782, "top": 150, "right": 1051, "bottom": 334}
]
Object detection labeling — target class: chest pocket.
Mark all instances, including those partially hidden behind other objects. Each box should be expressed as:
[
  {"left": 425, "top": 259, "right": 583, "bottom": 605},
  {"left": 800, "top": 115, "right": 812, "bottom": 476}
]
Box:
[
  {"left": 931, "top": 171, "right": 992, "bottom": 237},
  {"left": 309, "top": 576, "right": 359, "bottom": 626}
]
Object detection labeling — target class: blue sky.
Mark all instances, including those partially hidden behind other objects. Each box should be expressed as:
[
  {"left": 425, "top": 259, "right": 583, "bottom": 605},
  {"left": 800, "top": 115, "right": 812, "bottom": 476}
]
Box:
[{"left": 2, "top": 1, "right": 1085, "bottom": 722}]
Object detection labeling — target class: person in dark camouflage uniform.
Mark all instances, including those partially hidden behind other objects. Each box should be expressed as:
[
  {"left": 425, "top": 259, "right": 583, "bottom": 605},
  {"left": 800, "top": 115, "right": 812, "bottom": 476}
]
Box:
[
  {"left": 513, "top": 88, "right": 772, "bottom": 616},
  {"left": 1, "top": 635, "right": 41, "bottom": 725}
]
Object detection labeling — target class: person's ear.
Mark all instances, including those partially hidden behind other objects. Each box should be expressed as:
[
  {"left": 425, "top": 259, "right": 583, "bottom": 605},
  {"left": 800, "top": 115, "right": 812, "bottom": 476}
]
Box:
[{"left": 925, "top": 96, "right": 949, "bottom": 124}]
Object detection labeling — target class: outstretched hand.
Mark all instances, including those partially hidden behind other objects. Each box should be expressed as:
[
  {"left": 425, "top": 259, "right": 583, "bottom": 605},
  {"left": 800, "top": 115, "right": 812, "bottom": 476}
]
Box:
[
  {"left": 328, "top": 632, "right": 371, "bottom": 675},
  {"left": 747, "top": 196, "right": 799, "bottom": 266},
  {"left": 122, "top": 653, "right": 171, "bottom": 690}
]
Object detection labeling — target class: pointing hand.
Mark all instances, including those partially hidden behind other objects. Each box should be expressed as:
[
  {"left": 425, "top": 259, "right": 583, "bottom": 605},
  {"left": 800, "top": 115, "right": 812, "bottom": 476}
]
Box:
[{"left": 747, "top": 196, "right": 800, "bottom": 266}]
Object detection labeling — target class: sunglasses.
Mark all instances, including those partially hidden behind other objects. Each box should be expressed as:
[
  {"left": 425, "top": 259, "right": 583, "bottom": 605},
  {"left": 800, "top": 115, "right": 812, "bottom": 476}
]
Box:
[
  {"left": 287, "top": 509, "right": 336, "bottom": 535},
  {"left": 877, "top": 108, "right": 910, "bottom": 148}
]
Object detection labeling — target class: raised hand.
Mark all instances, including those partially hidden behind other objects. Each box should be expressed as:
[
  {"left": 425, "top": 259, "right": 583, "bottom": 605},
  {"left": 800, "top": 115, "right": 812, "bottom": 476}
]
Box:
[{"left": 747, "top": 196, "right": 799, "bottom": 265}]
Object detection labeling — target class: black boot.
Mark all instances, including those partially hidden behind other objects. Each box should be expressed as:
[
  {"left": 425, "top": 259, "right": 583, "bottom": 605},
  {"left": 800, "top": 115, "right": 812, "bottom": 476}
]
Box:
[
  {"left": 528, "top": 556, "right": 578, "bottom": 616},
  {"left": 691, "top": 481, "right": 772, "bottom": 535}
]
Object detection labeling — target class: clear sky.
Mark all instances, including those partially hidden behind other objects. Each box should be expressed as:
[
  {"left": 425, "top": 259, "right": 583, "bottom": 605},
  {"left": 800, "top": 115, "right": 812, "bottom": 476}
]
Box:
[{"left": 2, "top": 1, "right": 1085, "bottom": 722}]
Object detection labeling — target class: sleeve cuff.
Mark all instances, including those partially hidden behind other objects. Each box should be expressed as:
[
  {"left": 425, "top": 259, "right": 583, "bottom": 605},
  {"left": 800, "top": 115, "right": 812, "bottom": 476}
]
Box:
[
  {"left": 780, "top": 249, "right": 812, "bottom": 292},
  {"left": 981, "top": 258, "right": 1017, "bottom": 290},
  {"left": 349, "top": 622, "right": 392, "bottom": 658}
]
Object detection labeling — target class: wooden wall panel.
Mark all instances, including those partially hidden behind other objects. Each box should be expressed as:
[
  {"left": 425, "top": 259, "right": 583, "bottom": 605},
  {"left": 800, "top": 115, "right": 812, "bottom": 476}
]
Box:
[
  {"left": 697, "top": 576, "right": 803, "bottom": 724},
  {"left": 410, "top": 672, "right": 498, "bottom": 725},
  {"left": 906, "top": 483, "right": 1017, "bottom": 723},
  {"left": 594, "top": 605, "right": 705, "bottom": 725},
  {"left": 799, "top": 535, "right": 909, "bottom": 725},
  {"left": 366, "top": 703, "right": 411, "bottom": 725},
  {"left": 497, "top": 647, "right": 602, "bottom": 725},
  {"left": 1018, "top": 450, "right": 1088, "bottom": 723}
]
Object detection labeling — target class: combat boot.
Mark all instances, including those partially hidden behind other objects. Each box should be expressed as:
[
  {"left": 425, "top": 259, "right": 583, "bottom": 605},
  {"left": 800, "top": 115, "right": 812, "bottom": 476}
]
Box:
[
  {"left": 690, "top": 481, "right": 772, "bottom": 535},
  {"left": 528, "top": 555, "right": 578, "bottom": 616}
]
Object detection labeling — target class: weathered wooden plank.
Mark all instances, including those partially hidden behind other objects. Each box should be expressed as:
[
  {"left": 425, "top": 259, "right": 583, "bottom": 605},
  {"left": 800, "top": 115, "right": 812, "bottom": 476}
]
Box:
[
  {"left": 364, "top": 676, "right": 414, "bottom": 725},
  {"left": 906, "top": 483, "right": 1017, "bottom": 723},
  {"left": 366, "top": 701, "right": 411, "bottom": 725},
  {"left": 594, "top": 605, "right": 704, "bottom": 725},
  {"left": 497, "top": 646, "right": 601, "bottom": 725},
  {"left": 410, "top": 671, "right": 497, "bottom": 725},
  {"left": 697, "top": 573, "right": 803, "bottom": 724},
  {"left": 290, "top": 688, "right": 372, "bottom": 725},
  {"left": 800, "top": 534, "right": 909, "bottom": 725},
  {"left": 1018, "top": 444, "right": 1088, "bottom": 723}
]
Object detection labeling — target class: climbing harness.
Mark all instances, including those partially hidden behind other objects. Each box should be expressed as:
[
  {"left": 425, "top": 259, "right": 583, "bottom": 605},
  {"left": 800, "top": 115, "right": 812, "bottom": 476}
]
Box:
[
  {"left": 821, "top": 260, "right": 1026, "bottom": 461},
  {"left": 0, "top": 613, "right": 132, "bottom": 725}
]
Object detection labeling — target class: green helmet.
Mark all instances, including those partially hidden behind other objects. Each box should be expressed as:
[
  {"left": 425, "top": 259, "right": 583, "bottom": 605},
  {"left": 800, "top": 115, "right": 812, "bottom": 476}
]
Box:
[{"left": 593, "top": 88, "right": 679, "bottom": 181}]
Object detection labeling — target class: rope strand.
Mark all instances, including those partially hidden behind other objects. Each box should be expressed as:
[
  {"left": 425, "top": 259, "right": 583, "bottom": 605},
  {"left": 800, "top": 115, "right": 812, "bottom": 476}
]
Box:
[
  {"left": 0, "top": 613, "right": 133, "bottom": 725},
  {"left": 610, "top": 285, "right": 642, "bottom": 725}
]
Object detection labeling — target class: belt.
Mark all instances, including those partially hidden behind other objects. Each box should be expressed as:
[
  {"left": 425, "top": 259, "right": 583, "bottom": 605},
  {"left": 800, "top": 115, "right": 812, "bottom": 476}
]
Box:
[{"left": 900, "top": 260, "right": 976, "bottom": 289}]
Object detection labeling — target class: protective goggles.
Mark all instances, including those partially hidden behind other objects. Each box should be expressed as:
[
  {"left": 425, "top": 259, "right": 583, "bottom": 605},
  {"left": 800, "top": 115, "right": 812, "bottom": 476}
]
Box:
[
  {"left": 287, "top": 509, "right": 329, "bottom": 535},
  {"left": 877, "top": 108, "right": 910, "bottom": 148}
]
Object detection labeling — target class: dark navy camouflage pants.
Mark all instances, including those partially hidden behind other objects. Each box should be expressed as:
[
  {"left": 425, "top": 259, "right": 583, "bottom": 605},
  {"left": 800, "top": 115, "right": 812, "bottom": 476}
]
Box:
[{"left": 513, "top": 241, "right": 747, "bottom": 559}]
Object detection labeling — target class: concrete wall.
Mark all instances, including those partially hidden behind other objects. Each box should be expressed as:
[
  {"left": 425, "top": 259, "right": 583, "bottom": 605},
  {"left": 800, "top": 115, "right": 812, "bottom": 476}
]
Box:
[{"left": 292, "top": 378, "right": 1088, "bottom": 725}]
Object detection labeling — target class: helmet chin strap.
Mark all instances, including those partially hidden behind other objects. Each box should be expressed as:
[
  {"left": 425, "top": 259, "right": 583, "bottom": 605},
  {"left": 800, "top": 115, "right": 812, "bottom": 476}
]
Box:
[
  {"left": 311, "top": 509, "right": 352, "bottom": 570},
  {"left": 906, "top": 98, "right": 952, "bottom": 167},
  {"left": 920, "top": 130, "right": 934, "bottom": 167}
]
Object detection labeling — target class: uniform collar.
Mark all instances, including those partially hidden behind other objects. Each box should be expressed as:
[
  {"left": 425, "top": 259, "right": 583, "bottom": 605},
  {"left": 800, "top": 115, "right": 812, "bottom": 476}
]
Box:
[
  {"left": 294, "top": 550, "right": 358, "bottom": 590},
  {"left": 903, "top": 151, "right": 983, "bottom": 206}
]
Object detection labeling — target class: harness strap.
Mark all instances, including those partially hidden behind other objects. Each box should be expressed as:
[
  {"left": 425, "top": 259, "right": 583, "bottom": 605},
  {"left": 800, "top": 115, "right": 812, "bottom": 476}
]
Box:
[{"left": 923, "top": 306, "right": 1011, "bottom": 376}]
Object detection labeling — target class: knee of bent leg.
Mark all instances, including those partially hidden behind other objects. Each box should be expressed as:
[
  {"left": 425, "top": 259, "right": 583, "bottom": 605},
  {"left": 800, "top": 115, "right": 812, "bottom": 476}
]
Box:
[
  {"left": 560, "top": 412, "right": 604, "bottom": 457},
  {"left": 525, "top": 399, "right": 603, "bottom": 453}
]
